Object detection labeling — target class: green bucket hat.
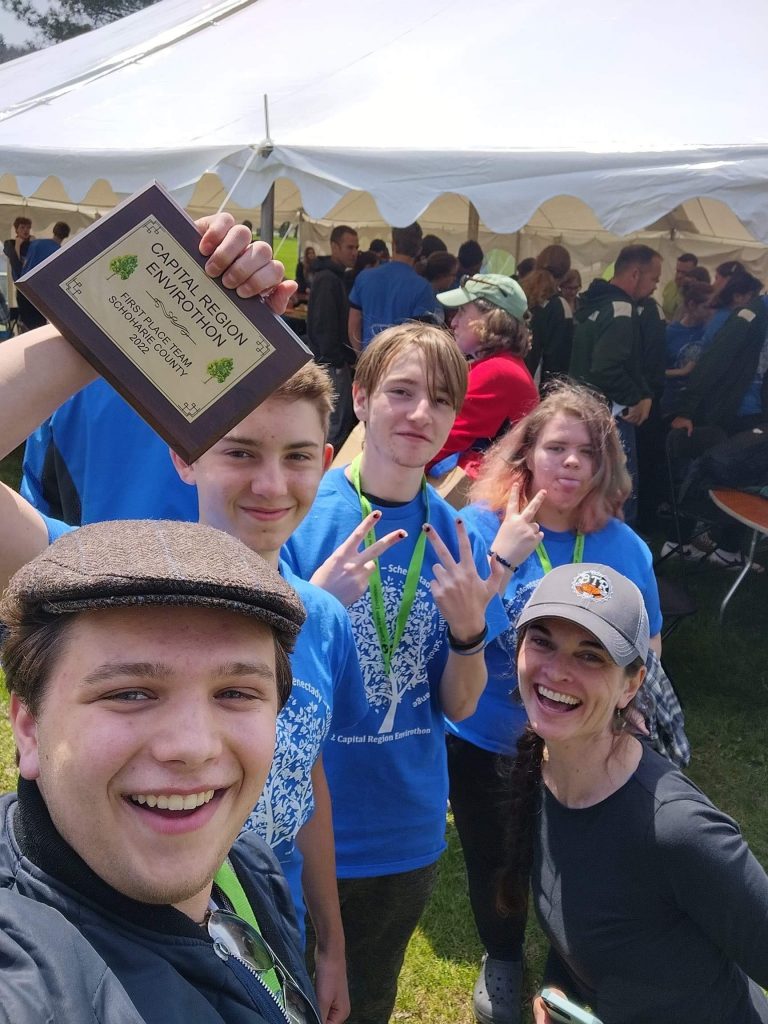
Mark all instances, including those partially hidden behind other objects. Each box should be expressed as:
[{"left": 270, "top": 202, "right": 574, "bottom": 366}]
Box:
[{"left": 437, "top": 273, "right": 528, "bottom": 321}]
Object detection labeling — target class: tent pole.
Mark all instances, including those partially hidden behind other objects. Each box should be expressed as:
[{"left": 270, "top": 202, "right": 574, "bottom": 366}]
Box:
[
  {"left": 259, "top": 92, "right": 275, "bottom": 244},
  {"left": 467, "top": 201, "right": 479, "bottom": 241},
  {"left": 260, "top": 184, "right": 275, "bottom": 244}
]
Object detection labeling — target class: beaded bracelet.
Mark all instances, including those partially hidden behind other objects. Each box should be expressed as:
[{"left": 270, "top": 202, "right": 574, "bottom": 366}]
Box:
[
  {"left": 489, "top": 549, "right": 516, "bottom": 572},
  {"left": 449, "top": 642, "right": 488, "bottom": 657},
  {"left": 447, "top": 623, "right": 489, "bottom": 652}
]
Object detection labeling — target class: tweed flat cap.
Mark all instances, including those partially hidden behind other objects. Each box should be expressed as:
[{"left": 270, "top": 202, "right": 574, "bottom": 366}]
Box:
[{"left": 3, "top": 520, "right": 306, "bottom": 648}]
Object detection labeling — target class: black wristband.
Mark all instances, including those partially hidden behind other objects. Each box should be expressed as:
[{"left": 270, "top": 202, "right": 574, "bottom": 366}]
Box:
[
  {"left": 489, "top": 549, "right": 516, "bottom": 571},
  {"left": 447, "top": 622, "right": 489, "bottom": 651}
]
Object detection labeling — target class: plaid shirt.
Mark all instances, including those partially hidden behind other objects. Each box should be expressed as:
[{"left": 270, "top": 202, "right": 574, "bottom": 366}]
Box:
[{"left": 637, "top": 652, "right": 690, "bottom": 767}]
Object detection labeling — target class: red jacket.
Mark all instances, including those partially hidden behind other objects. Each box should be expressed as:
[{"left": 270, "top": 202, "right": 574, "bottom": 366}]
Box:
[{"left": 429, "top": 351, "right": 538, "bottom": 475}]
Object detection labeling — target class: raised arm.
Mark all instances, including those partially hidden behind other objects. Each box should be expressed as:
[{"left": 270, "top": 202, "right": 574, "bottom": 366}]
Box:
[
  {"left": 0, "top": 214, "right": 295, "bottom": 590},
  {"left": 425, "top": 519, "right": 506, "bottom": 721}
]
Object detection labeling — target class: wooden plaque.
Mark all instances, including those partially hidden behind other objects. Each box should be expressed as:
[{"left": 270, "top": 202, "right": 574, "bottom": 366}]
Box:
[{"left": 17, "top": 181, "right": 312, "bottom": 462}]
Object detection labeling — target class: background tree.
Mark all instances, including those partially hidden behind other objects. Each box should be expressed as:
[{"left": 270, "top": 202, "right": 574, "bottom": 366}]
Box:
[
  {"left": 0, "top": 35, "right": 33, "bottom": 61},
  {"left": 0, "top": 1, "right": 157, "bottom": 48}
]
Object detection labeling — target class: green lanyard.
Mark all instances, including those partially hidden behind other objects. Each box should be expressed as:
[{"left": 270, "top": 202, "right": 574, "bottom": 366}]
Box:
[
  {"left": 213, "top": 859, "right": 283, "bottom": 1000},
  {"left": 535, "top": 532, "right": 584, "bottom": 574},
  {"left": 349, "top": 454, "right": 429, "bottom": 677}
]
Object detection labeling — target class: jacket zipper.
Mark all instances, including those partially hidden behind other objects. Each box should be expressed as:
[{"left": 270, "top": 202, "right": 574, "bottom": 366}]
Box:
[
  {"left": 212, "top": 940, "right": 292, "bottom": 1024},
  {"left": 211, "top": 883, "right": 318, "bottom": 1024}
]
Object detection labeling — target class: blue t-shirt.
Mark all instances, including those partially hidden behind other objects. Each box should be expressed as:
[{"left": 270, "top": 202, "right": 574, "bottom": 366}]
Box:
[
  {"left": 348, "top": 261, "right": 437, "bottom": 347},
  {"left": 283, "top": 468, "right": 509, "bottom": 877},
  {"left": 22, "top": 380, "right": 198, "bottom": 525},
  {"left": 700, "top": 307, "right": 731, "bottom": 347},
  {"left": 662, "top": 321, "right": 707, "bottom": 412},
  {"left": 22, "top": 238, "right": 60, "bottom": 273},
  {"left": 447, "top": 505, "right": 663, "bottom": 756},
  {"left": 241, "top": 563, "right": 367, "bottom": 934},
  {"left": 40, "top": 512, "right": 76, "bottom": 542}
]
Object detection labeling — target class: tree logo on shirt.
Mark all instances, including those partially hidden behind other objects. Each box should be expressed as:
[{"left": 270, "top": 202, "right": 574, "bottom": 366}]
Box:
[
  {"left": 243, "top": 676, "right": 329, "bottom": 850},
  {"left": 349, "top": 567, "right": 442, "bottom": 734}
]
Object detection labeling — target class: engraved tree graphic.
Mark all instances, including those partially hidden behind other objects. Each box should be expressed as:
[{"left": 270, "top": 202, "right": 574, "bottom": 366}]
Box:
[
  {"left": 108, "top": 254, "right": 138, "bottom": 281},
  {"left": 203, "top": 357, "right": 234, "bottom": 384},
  {"left": 350, "top": 569, "right": 442, "bottom": 734},
  {"left": 246, "top": 679, "right": 328, "bottom": 849}
]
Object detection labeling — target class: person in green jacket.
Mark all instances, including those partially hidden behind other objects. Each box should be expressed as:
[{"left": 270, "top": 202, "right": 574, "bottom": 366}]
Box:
[
  {"left": 666, "top": 270, "right": 767, "bottom": 570},
  {"left": 522, "top": 244, "right": 574, "bottom": 385},
  {"left": 671, "top": 270, "right": 766, "bottom": 436},
  {"left": 569, "top": 244, "right": 662, "bottom": 524},
  {"left": 661, "top": 252, "right": 698, "bottom": 320}
]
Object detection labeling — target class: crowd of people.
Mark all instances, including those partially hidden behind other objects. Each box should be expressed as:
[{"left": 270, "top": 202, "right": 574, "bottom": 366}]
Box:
[{"left": 0, "top": 217, "right": 767, "bottom": 1024}]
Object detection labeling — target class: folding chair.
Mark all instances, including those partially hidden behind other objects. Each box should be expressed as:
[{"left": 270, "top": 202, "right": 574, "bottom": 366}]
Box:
[
  {"left": 0, "top": 291, "right": 11, "bottom": 340},
  {"left": 656, "top": 425, "right": 727, "bottom": 569},
  {"left": 656, "top": 573, "right": 697, "bottom": 642}
]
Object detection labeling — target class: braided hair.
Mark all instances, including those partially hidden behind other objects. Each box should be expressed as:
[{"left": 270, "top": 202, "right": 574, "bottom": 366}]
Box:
[{"left": 497, "top": 726, "right": 545, "bottom": 917}]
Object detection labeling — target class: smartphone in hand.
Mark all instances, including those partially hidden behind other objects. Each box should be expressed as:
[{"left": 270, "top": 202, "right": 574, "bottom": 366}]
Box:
[{"left": 540, "top": 988, "right": 604, "bottom": 1024}]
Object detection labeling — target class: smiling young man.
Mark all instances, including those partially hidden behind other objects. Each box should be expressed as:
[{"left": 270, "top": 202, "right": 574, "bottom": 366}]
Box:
[
  {"left": 0, "top": 217, "right": 364, "bottom": 1024},
  {"left": 283, "top": 322, "right": 511, "bottom": 1024},
  {"left": 0, "top": 518, "right": 318, "bottom": 1023},
  {"left": 171, "top": 367, "right": 367, "bottom": 1024}
]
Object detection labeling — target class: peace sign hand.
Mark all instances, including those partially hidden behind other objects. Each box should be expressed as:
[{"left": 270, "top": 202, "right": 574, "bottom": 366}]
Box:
[
  {"left": 491, "top": 484, "right": 547, "bottom": 579},
  {"left": 309, "top": 511, "right": 407, "bottom": 607},
  {"left": 425, "top": 519, "right": 500, "bottom": 642}
]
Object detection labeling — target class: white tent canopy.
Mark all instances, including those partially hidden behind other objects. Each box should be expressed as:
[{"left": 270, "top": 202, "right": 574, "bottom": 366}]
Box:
[{"left": 0, "top": 0, "right": 767, "bottom": 246}]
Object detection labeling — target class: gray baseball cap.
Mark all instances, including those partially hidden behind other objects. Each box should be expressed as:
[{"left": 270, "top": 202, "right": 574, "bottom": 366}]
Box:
[
  {"left": 516, "top": 563, "right": 649, "bottom": 667},
  {"left": 437, "top": 273, "right": 528, "bottom": 321},
  {"left": 3, "top": 519, "right": 306, "bottom": 650}
]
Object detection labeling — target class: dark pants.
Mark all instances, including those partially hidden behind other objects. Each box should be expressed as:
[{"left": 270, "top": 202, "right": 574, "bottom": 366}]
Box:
[
  {"left": 326, "top": 364, "right": 357, "bottom": 453},
  {"left": 615, "top": 417, "right": 638, "bottom": 526},
  {"left": 306, "top": 863, "right": 438, "bottom": 1024},
  {"left": 17, "top": 292, "right": 46, "bottom": 331},
  {"left": 636, "top": 401, "right": 667, "bottom": 529},
  {"left": 447, "top": 734, "right": 525, "bottom": 962}
]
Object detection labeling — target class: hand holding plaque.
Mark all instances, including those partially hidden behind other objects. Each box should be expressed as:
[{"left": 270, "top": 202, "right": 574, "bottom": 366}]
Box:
[{"left": 17, "top": 184, "right": 312, "bottom": 462}]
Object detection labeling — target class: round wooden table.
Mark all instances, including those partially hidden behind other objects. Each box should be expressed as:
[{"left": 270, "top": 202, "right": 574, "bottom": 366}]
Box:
[{"left": 709, "top": 488, "right": 768, "bottom": 622}]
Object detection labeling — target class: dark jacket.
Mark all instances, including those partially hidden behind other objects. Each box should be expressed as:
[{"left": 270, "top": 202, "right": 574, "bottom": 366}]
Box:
[
  {"left": 306, "top": 256, "right": 353, "bottom": 367},
  {"left": 636, "top": 296, "right": 667, "bottom": 400},
  {"left": 0, "top": 780, "right": 320, "bottom": 1024},
  {"left": 2, "top": 236, "right": 30, "bottom": 280},
  {"left": 674, "top": 298, "right": 768, "bottom": 430},
  {"left": 525, "top": 294, "right": 574, "bottom": 383},
  {"left": 570, "top": 280, "right": 651, "bottom": 407}
]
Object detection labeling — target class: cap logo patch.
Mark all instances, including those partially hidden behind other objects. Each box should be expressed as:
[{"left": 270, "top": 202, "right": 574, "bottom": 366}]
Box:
[{"left": 571, "top": 569, "right": 613, "bottom": 602}]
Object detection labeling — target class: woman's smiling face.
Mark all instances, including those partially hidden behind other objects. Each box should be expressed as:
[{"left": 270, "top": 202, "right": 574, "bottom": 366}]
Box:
[{"left": 517, "top": 617, "right": 642, "bottom": 748}]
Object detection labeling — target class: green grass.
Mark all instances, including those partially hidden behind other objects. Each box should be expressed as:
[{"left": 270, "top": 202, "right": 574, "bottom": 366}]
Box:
[
  {"left": 396, "top": 555, "right": 768, "bottom": 1022},
  {"left": 0, "top": 446, "right": 22, "bottom": 489},
  {"left": 0, "top": 449, "right": 22, "bottom": 792},
  {"left": 0, "top": 437, "right": 765, "bottom": 1023},
  {"left": 272, "top": 235, "right": 299, "bottom": 281}
]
